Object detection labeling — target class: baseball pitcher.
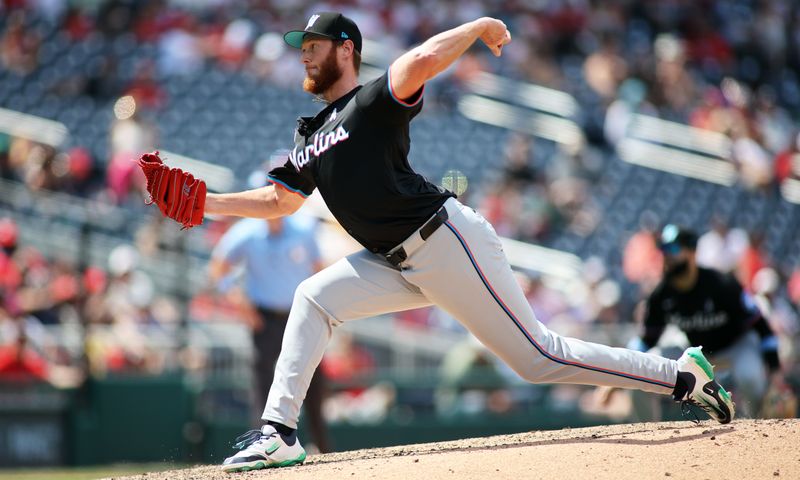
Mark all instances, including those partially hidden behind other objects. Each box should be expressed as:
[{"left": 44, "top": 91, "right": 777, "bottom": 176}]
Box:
[{"left": 138, "top": 13, "right": 735, "bottom": 473}]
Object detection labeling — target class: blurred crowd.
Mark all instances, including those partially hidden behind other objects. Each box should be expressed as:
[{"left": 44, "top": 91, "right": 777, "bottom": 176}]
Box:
[
  {"left": 2, "top": 0, "right": 800, "bottom": 219},
  {"left": 1, "top": 0, "right": 799, "bottom": 421},
  {"left": 0, "top": 217, "right": 192, "bottom": 384}
]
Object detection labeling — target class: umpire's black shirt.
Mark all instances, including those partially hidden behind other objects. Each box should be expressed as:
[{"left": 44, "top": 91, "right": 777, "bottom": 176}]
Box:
[
  {"left": 267, "top": 70, "right": 454, "bottom": 253},
  {"left": 642, "top": 267, "right": 772, "bottom": 355}
]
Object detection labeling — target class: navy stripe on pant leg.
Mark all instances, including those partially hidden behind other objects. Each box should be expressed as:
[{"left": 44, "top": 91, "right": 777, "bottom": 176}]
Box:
[{"left": 443, "top": 220, "right": 674, "bottom": 389}]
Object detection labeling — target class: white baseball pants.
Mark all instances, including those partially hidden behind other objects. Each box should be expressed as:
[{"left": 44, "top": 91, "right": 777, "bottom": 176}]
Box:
[{"left": 262, "top": 198, "right": 678, "bottom": 428}]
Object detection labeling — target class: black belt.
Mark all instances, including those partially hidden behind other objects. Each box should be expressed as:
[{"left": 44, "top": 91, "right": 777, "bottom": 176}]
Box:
[{"left": 385, "top": 205, "right": 449, "bottom": 266}]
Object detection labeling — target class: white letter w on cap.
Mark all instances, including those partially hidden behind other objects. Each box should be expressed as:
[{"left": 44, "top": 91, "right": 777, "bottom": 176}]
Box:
[{"left": 306, "top": 14, "right": 320, "bottom": 29}]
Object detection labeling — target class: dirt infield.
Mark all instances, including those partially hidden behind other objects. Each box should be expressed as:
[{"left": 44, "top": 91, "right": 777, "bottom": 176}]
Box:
[{"left": 111, "top": 419, "right": 799, "bottom": 480}]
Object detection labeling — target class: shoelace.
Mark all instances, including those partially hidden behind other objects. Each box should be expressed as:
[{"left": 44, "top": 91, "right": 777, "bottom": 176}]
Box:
[
  {"left": 232, "top": 429, "right": 276, "bottom": 450},
  {"left": 679, "top": 399, "right": 707, "bottom": 425}
]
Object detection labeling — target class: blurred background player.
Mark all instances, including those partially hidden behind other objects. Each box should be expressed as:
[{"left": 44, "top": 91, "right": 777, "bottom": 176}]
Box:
[
  {"left": 628, "top": 225, "right": 784, "bottom": 418},
  {"left": 209, "top": 171, "right": 330, "bottom": 453}
]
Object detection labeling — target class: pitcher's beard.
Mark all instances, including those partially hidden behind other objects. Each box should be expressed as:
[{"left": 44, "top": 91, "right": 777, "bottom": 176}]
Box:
[{"left": 303, "top": 48, "right": 343, "bottom": 95}]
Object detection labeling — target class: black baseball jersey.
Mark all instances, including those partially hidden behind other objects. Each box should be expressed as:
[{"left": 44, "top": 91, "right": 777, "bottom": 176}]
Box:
[
  {"left": 267, "top": 70, "right": 454, "bottom": 253},
  {"left": 642, "top": 267, "right": 776, "bottom": 362}
]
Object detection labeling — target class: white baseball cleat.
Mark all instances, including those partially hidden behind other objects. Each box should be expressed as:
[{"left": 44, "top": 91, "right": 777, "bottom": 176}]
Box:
[
  {"left": 221, "top": 424, "right": 306, "bottom": 473},
  {"left": 674, "top": 346, "right": 735, "bottom": 424}
]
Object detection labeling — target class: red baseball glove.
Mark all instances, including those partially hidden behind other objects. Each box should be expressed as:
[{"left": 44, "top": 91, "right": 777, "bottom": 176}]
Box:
[{"left": 138, "top": 151, "right": 207, "bottom": 229}]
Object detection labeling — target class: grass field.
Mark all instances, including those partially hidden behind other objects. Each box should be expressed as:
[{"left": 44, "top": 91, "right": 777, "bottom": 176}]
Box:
[{"left": 0, "top": 464, "right": 188, "bottom": 480}]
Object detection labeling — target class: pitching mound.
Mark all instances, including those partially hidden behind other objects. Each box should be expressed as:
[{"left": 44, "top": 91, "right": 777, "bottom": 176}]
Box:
[{"left": 112, "top": 419, "right": 799, "bottom": 480}]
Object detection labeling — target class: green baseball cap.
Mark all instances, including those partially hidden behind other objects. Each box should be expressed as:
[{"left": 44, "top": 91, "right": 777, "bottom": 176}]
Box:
[{"left": 284, "top": 12, "right": 362, "bottom": 53}]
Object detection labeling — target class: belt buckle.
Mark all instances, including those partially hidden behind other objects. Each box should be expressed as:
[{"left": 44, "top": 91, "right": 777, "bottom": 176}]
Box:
[{"left": 385, "top": 248, "right": 407, "bottom": 266}]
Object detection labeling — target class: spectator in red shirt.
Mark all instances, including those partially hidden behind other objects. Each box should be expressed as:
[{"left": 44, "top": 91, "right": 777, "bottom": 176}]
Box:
[
  {"left": 774, "top": 132, "right": 800, "bottom": 186},
  {"left": 738, "top": 232, "right": 769, "bottom": 293},
  {"left": 622, "top": 211, "right": 663, "bottom": 295},
  {"left": 0, "top": 218, "right": 21, "bottom": 291},
  {"left": 123, "top": 61, "right": 166, "bottom": 109},
  {"left": 0, "top": 317, "right": 49, "bottom": 382}
]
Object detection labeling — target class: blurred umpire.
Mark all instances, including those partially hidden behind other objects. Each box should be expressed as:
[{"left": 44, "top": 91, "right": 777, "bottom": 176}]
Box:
[
  {"left": 633, "top": 224, "right": 784, "bottom": 417},
  {"left": 209, "top": 165, "right": 331, "bottom": 452}
]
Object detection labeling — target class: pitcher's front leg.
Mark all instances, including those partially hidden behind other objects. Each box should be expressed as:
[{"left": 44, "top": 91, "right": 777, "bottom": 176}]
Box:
[{"left": 262, "top": 249, "right": 432, "bottom": 427}]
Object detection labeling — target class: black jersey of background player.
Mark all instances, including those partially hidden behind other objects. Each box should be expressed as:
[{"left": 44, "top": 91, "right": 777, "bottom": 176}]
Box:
[
  {"left": 267, "top": 70, "right": 455, "bottom": 253},
  {"left": 642, "top": 267, "right": 766, "bottom": 354}
]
